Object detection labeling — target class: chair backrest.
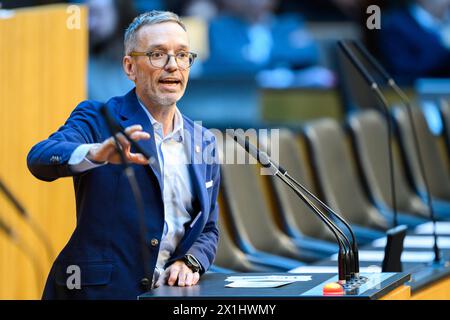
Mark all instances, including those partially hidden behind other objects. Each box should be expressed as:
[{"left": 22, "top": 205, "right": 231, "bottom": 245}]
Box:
[
  {"left": 393, "top": 106, "right": 450, "bottom": 200},
  {"left": 347, "top": 110, "right": 429, "bottom": 218},
  {"left": 217, "top": 133, "right": 304, "bottom": 260},
  {"left": 214, "top": 194, "right": 275, "bottom": 272},
  {"left": 267, "top": 129, "right": 335, "bottom": 240},
  {"left": 303, "top": 118, "right": 388, "bottom": 230}
]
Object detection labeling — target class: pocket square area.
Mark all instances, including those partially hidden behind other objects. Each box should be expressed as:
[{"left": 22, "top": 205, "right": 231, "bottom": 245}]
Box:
[{"left": 205, "top": 180, "right": 213, "bottom": 189}]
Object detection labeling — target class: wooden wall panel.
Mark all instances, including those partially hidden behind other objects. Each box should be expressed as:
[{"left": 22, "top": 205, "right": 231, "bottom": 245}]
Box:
[{"left": 0, "top": 4, "right": 87, "bottom": 299}]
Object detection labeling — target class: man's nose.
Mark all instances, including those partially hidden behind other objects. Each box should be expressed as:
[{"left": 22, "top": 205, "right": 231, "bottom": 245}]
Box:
[{"left": 164, "top": 55, "right": 178, "bottom": 72}]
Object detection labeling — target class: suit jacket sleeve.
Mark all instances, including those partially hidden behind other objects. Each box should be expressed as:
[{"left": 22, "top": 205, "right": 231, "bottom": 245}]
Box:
[{"left": 27, "top": 101, "right": 103, "bottom": 181}]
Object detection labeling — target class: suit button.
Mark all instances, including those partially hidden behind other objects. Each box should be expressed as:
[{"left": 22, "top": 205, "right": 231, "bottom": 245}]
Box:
[
  {"left": 140, "top": 277, "right": 150, "bottom": 288},
  {"left": 150, "top": 238, "right": 159, "bottom": 247}
]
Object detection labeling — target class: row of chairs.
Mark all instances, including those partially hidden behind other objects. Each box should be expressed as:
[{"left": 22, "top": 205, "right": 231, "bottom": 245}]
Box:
[{"left": 212, "top": 103, "right": 450, "bottom": 273}]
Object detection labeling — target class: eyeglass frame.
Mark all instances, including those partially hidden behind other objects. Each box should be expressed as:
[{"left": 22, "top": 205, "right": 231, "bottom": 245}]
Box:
[{"left": 128, "top": 50, "right": 198, "bottom": 70}]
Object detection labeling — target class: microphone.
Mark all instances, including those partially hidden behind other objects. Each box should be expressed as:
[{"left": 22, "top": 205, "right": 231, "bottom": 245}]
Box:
[
  {"left": 231, "top": 133, "right": 362, "bottom": 284},
  {"left": 99, "top": 105, "right": 152, "bottom": 160},
  {"left": 338, "top": 40, "right": 399, "bottom": 229},
  {"left": 350, "top": 40, "right": 441, "bottom": 264},
  {"left": 0, "top": 177, "right": 55, "bottom": 262},
  {"left": 99, "top": 104, "right": 153, "bottom": 290},
  {"left": 0, "top": 215, "right": 45, "bottom": 293}
]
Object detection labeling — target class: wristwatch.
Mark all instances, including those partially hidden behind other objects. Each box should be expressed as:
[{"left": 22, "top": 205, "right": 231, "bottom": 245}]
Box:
[{"left": 183, "top": 254, "right": 201, "bottom": 273}]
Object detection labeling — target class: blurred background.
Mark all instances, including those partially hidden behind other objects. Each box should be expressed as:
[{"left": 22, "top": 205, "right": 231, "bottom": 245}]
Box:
[{"left": 1, "top": 0, "right": 450, "bottom": 299}]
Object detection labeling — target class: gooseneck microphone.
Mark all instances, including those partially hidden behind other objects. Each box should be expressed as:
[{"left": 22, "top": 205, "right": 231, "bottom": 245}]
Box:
[
  {"left": 99, "top": 105, "right": 152, "bottom": 160},
  {"left": 0, "top": 177, "right": 55, "bottom": 262},
  {"left": 0, "top": 215, "right": 45, "bottom": 293},
  {"left": 100, "top": 105, "right": 153, "bottom": 290},
  {"left": 351, "top": 40, "right": 441, "bottom": 264},
  {"left": 338, "top": 40, "right": 399, "bottom": 229},
  {"left": 231, "top": 133, "right": 362, "bottom": 283},
  {"left": 234, "top": 135, "right": 360, "bottom": 276}
]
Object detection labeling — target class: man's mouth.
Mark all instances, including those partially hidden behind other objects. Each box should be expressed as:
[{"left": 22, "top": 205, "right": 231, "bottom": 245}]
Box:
[{"left": 159, "top": 78, "right": 181, "bottom": 86}]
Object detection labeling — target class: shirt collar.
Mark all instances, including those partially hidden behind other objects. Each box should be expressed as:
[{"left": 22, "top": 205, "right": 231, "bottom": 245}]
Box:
[{"left": 137, "top": 98, "right": 184, "bottom": 142}]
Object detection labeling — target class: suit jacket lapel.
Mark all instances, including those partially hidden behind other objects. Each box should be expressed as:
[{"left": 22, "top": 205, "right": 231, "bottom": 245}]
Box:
[{"left": 118, "top": 89, "right": 163, "bottom": 189}]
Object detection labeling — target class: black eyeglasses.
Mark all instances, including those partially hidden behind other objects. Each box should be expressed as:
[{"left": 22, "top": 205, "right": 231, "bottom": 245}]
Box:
[{"left": 129, "top": 51, "right": 197, "bottom": 70}]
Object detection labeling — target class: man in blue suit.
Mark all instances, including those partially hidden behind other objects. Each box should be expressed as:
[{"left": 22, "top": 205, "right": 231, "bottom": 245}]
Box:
[{"left": 27, "top": 11, "right": 220, "bottom": 299}]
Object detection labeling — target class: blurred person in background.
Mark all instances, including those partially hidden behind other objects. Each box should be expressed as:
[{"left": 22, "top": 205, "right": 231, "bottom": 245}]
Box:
[
  {"left": 278, "top": 0, "right": 368, "bottom": 21},
  {"left": 87, "top": 0, "right": 137, "bottom": 101},
  {"left": 181, "top": 0, "right": 218, "bottom": 22},
  {"left": 376, "top": 0, "right": 450, "bottom": 85},
  {"left": 164, "top": 0, "right": 218, "bottom": 20},
  {"left": 204, "top": 0, "right": 335, "bottom": 88}
]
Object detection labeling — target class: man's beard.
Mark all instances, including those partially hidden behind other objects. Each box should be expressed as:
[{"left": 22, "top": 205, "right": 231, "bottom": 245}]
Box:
[
  {"left": 145, "top": 86, "right": 183, "bottom": 108},
  {"left": 154, "top": 95, "right": 180, "bottom": 107}
]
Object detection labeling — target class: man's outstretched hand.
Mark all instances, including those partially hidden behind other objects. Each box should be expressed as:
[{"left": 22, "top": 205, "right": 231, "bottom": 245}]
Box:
[{"left": 87, "top": 124, "right": 150, "bottom": 165}]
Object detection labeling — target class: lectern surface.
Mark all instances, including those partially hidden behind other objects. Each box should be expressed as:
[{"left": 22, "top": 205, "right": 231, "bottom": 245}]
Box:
[{"left": 138, "top": 272, "right": 410, "bottom": 300}]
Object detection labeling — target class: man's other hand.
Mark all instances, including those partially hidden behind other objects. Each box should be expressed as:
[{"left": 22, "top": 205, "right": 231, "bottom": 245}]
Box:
[
  {"left": 87, "top": 125, "right": 150, "bottom": 165},
  {"left": 155, "top": 260, "right": 200, "bottom": 288}
]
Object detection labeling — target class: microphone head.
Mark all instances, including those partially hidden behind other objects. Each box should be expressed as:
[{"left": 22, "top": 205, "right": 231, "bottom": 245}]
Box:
[{"left": 230, "top": 133, "right": 279, "bottom": 175}]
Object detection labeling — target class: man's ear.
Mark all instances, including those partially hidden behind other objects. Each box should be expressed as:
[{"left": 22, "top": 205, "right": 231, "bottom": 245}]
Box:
[{"left": 123, "top": 56, "right": 136, "bottom": 81}]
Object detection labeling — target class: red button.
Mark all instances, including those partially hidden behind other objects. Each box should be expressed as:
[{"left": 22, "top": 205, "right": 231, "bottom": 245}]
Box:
[{"left": 323, "top": 282, "right": 344, "bottom": 296}]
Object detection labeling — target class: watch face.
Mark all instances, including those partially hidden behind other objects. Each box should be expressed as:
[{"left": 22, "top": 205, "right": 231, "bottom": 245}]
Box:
[{"left": 186, "top": 255, "right": 200, "bottom": 271}]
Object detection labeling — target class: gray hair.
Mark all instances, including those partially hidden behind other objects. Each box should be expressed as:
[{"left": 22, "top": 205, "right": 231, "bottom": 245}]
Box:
[{"left": 124, "top": 10, "right": 186, "bottom": 55}]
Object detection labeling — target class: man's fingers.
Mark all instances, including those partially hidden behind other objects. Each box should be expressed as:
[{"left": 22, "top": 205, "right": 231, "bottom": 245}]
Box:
[
  {"left": 185, "top": 272, "right": 194, "bottom": 286},
  {"left": 167, "top": 267, "right": 180, "bottom": 286},
  {"left": 192, "top": 272, "right": 200, "bottom": 285},
  {"left": 115, "top": 133, "right": 130, "bottom": 151},
  {"left": 177, "top": 270, "right": 187, "bottom": 287},
  {"left": 128, "top": 152, "right": 149, "bottom": 164},
  {"left": 124, "top": 124, "right": 143, "bottom": 135},
  {"left": 129, "top": 131, "right": 150, "bottom": 141},
  {"left": 156, "top": 269, "right": 169, "bottom": 288}
]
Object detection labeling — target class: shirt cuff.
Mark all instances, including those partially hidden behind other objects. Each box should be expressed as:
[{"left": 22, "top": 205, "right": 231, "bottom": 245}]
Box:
[{"left": 69, "top": 143, "right": 107, "bottom": 173}]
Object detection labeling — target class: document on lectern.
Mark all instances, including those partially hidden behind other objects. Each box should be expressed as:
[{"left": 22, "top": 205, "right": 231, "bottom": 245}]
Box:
[
  {"left": 224, "top": 275, "right": 312, "bottom": 288},
  {"left": 225, "top": 281, "right": 295, "bottom": 288},
  {"left": 225, "top": 275, "right": 312, "bottom": 282}
]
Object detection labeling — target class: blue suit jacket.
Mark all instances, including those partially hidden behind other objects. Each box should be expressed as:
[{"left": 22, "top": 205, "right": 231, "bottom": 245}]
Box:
[{"left": 27, "top": 89, "right": 220, "bottom": 299}]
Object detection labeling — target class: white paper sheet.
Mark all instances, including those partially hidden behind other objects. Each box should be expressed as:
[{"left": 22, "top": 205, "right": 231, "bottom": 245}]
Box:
[
  {"left": 224, "top": 275, "right": 312, "bottom": 288},
  {"left": 372, "top": 236, "right": 450, "bottom": 249},
  {"left": 415, "top": 222, "right": 450, "bottom": 235},
  {"left": 225, "top": 275, "right": 311, "bottom": 282},
  {"left": 225, "top": 281, "right": 295, "bottom": 288},
  {"left": 331, "top": 250, "right": 435, "bottom": 262},
  {"left": 288, "top": 265, "right": 382, "bottom": 274}
]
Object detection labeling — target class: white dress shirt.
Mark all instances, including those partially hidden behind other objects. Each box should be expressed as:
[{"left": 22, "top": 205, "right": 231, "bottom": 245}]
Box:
[{"left": 138, "top": 103, "right": 195, "bottom": 275}]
